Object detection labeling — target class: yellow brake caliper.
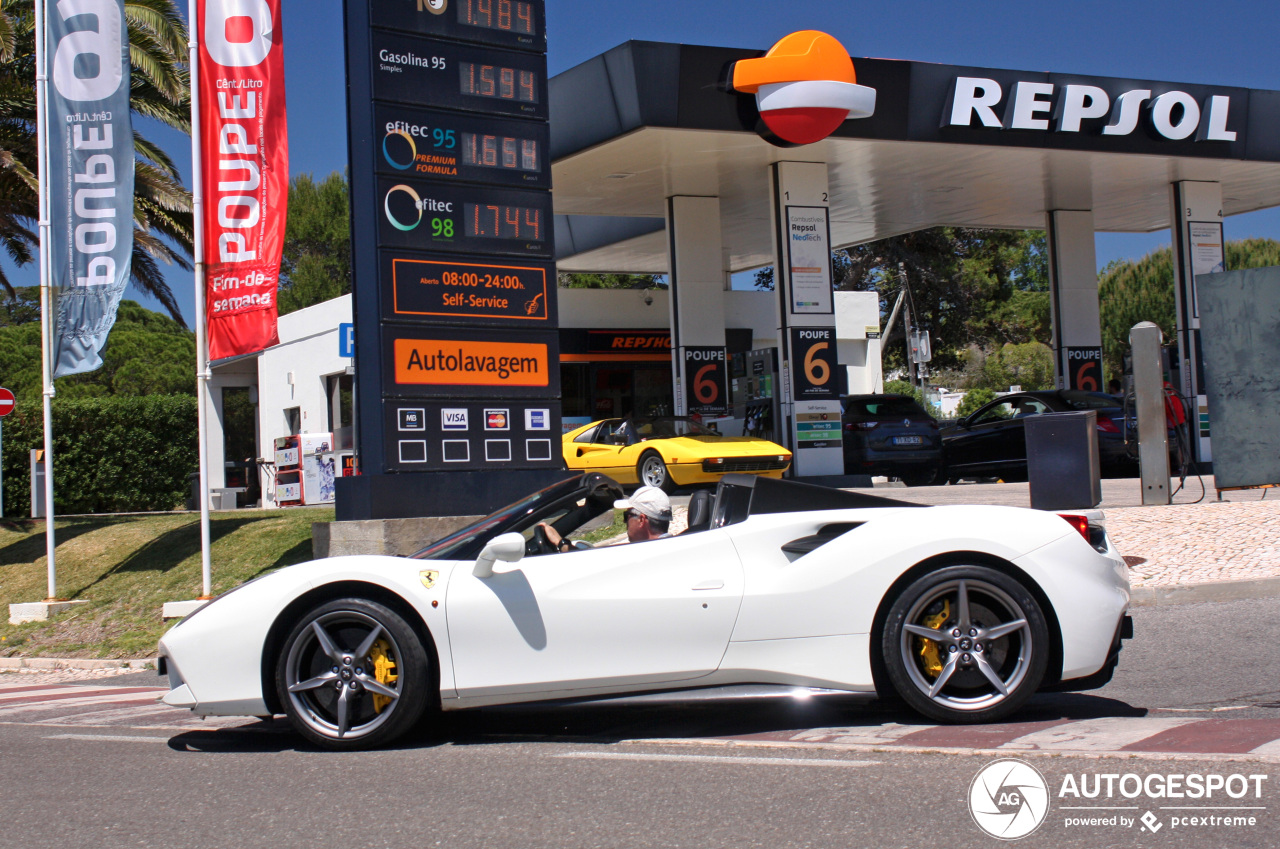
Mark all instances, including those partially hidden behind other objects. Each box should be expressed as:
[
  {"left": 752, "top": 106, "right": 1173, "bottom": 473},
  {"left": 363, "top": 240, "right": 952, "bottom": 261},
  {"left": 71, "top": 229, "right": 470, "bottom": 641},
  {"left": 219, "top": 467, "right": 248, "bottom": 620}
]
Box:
[
  {"left": 370, "top": 638, "right": 398, "bottom": 713},
  {"left": 917, "top": 600, "right": 951, "bottom": 678}
]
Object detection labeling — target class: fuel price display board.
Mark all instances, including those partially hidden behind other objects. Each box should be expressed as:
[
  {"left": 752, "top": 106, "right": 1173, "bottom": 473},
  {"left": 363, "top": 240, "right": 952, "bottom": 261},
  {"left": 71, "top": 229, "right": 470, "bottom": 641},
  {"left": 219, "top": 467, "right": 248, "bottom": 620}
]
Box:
[
  {"left": 372, "top": 32, "right": 547, "bottom": 120},
  {"left": 374, "top": 104, "right": 551, "bottom": 189},
  {"left": 345, "top": 0, "right": 562, "bottom": 517},
  {"left": 371, "top": 0, "right": 545, "bottom": 53}
]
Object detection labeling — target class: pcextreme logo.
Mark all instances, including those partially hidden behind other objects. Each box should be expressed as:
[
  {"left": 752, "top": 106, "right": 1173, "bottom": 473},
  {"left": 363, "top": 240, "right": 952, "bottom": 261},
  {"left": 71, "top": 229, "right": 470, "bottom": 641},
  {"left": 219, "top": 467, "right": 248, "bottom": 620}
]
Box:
[{"left": 728, "top": 30, "right": 875, "bottom": 147}]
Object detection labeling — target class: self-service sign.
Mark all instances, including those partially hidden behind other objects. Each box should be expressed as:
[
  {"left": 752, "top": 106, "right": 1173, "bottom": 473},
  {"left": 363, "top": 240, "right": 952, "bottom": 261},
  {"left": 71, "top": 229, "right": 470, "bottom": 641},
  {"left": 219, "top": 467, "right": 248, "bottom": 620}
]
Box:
[
  {"left": 683, "top": 347, "right": 728, "bottom": 416},
  {"left": 789, "top": 327, "right": 839, "bottom": 400}
]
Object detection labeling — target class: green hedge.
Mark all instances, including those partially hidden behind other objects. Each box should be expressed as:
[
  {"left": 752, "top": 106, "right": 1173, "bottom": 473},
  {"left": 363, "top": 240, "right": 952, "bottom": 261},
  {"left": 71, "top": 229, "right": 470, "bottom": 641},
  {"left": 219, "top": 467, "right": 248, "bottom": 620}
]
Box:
[{"left": 1, "top": 396, "right": 198, "bottom": 515}]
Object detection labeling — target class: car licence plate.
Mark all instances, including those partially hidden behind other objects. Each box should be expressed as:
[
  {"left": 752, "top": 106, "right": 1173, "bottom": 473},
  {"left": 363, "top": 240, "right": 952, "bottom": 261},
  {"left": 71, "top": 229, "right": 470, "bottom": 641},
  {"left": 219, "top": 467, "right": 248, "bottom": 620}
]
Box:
[{"left": 893, "top": 436, "right": 923, "bottom": 446}]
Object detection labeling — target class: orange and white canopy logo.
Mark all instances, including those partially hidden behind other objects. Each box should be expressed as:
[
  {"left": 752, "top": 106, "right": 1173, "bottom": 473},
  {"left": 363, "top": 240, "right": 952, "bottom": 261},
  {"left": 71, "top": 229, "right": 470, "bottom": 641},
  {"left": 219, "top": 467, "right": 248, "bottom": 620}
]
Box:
[{"left": 729, "top": 31, "right": 875, "bottom": 146}]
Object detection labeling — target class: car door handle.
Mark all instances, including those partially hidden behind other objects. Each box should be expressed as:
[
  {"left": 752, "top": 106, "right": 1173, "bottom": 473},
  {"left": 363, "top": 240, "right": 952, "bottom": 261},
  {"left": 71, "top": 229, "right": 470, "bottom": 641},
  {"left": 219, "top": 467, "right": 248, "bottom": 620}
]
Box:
[{"left": 692, "top": 580, "right": 724, "bottom": 591}]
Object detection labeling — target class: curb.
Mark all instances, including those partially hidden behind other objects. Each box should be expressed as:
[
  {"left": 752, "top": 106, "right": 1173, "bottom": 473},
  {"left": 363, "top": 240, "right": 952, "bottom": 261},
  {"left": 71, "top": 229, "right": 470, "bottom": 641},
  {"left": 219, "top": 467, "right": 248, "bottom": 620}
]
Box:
[
  {"left": 0, "top": 657, "right": 156, "bottom": 670},
  {"left": 1129, "top": 575, "right": 1280, "bottom": 607}
]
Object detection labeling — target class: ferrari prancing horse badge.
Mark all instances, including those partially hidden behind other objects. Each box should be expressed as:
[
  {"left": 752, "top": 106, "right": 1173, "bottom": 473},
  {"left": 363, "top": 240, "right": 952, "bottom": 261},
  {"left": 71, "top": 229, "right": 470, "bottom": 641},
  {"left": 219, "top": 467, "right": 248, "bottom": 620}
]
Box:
[{"left": 419, "top": 570, "right": 439, "bottom": 590}]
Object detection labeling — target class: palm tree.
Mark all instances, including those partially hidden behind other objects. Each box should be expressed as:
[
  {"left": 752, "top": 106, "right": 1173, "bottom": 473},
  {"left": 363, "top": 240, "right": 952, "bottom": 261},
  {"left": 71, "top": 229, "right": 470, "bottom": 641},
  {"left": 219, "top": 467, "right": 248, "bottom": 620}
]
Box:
[{"left": 0, "top": 0, "right": 192, "bottom": 325}]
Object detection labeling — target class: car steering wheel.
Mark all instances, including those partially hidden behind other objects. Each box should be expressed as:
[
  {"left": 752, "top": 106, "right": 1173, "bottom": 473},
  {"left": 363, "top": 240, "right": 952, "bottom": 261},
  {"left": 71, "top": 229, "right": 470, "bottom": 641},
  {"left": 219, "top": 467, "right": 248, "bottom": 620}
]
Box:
[{"left": 532, "top": 523, "right": 558, "bottom": 555}]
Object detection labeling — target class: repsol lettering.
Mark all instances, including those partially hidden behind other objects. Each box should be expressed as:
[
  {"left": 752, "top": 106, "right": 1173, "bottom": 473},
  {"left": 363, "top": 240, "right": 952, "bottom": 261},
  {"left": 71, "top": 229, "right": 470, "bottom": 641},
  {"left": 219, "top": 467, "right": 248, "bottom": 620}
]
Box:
[{"left": 945, "top": 77, "right": 1236, "bottom": 142}]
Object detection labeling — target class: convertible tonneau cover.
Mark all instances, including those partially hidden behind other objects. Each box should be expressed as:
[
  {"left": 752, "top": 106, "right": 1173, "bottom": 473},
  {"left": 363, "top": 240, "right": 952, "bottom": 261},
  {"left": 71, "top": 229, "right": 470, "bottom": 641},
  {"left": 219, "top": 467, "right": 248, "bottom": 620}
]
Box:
[{"left": 720, "top": 473, "right": 926, "bottom": 519}]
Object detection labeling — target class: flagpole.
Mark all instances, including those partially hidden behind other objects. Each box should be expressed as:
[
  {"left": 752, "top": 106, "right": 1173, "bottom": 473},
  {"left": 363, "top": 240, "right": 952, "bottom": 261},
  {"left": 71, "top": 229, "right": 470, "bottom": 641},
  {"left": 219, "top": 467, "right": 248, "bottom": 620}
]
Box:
[
  {"left": 34, "top": 0, "right": 58, "bottom": 601},
  {"left": 188, "top": 0, "right": 212, "bottom": 599}
]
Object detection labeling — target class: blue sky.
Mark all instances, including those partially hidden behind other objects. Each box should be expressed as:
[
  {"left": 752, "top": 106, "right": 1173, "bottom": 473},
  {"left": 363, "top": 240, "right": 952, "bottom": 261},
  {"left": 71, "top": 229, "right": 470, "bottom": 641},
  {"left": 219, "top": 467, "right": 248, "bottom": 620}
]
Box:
[{"left": 25, "top": 0, "right": 1280, "bottom": 324}]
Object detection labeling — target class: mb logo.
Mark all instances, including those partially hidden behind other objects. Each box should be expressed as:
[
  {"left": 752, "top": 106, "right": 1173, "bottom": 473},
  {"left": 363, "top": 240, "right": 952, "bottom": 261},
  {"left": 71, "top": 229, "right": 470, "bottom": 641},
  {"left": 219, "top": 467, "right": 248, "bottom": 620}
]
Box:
[{"left": 968, "top": 759, "right": 1050, "bottom": 840}]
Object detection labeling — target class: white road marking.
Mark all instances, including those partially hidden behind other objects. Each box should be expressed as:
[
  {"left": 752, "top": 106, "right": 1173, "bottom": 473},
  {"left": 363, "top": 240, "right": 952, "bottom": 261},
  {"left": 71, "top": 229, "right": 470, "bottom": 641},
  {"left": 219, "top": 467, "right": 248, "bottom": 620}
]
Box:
[
  {"left": 0, "top": 692, "right": 163, "bottom": 717},
  {"left": 556, "top": 752, "right": 880, "bottom": 768},
  {"left": 1249, "top": 739, "right": 1280, "bottom": 757},
  {"left": 40, "top": 705, "right": 185, "bottom": 725},
  {"left": 999, "top": 717, "right": 1199, "bottom": 751},
  {"left": 787, "top": 723, "right": 934, "bottom": 745},
  {"left": 44, "top": 733, "right": 169, "bottom": 743}
]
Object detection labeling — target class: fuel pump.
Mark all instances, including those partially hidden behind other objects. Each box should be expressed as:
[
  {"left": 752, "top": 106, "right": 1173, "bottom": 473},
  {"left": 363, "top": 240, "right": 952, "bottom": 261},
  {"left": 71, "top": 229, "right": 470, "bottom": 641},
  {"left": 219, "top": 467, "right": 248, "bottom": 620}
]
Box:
[{"left": 1128, "top": 322, "right": 1171, "bottom": 505}]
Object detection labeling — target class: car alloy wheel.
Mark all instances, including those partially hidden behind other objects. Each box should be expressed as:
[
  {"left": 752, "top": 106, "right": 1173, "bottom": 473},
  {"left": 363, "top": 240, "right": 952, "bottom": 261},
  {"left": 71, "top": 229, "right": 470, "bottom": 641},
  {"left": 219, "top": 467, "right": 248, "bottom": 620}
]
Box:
[
  {"left": 881, "top": 566, "right": 1048, "bottom": 723},
  {"left": 277, "top": 598, "right": 430, "bottom": 749},
  {"left": 637, "top": 450, "right": 673, "bottom": 492}
]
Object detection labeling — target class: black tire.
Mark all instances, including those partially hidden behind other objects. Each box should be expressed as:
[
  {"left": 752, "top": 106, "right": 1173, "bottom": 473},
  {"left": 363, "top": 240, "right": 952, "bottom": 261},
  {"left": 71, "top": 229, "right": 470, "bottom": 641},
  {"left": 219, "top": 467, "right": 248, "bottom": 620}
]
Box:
[
  {"left": 636, "top": 450, "right": 673, "bottom": 492},
  {"left": 276, "top": 597, "right": 431, "bottom": 750},
  {"left": 899, "top": 469, "right": 938, "bottom": 487},
  {"left": 880, "top": 565, "right": 1049, "bottom": 724}
]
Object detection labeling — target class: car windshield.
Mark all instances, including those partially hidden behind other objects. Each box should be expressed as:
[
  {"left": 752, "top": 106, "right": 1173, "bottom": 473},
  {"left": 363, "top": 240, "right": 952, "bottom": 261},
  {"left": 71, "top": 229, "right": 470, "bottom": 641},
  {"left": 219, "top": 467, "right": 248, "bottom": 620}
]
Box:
[
  {"left": 1058, "top": 390, "right": 1121, "bottom": 410},
  {"left": 632, "top": 416, "right": 719, "bottom": 438},
  {"left": 843, "top": 397, "right": 927, "bottom": 418},
  {"left": 410, "top": 476, "right": 578, "bottom": 560}
]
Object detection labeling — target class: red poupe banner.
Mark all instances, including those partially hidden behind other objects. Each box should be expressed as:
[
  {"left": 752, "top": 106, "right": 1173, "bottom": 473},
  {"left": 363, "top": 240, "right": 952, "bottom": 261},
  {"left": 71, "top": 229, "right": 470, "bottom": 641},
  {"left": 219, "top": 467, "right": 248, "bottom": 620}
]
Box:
[{"left": 198, "top": 0, "right": 288, "bottom": 360}]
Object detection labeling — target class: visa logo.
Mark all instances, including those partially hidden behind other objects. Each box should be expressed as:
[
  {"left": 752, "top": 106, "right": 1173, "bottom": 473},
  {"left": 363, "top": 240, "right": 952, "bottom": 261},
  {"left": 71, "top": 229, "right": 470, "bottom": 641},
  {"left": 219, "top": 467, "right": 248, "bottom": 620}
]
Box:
[{"left": 442, "top": 409, "right": 468, "bottom": 430}]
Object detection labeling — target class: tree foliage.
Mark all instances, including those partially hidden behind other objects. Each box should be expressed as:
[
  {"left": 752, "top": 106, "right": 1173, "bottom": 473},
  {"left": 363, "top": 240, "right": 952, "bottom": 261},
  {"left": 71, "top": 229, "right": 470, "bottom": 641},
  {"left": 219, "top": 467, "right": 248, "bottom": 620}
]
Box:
[
  {"left": 278, "top": 172, "right": 352, "bottom": 315},
  {"left": 0, "top": 300, "right": 194, "bottom": 399},
  {"left": 973, "top": 342, "right": 1055, "bottom": 392},
  {"left": 0, "top": 0, "right": 194, "bottom": 322},
  {"left": 956, "top": 387, "right": 997, "bottom": 419},
  {"left": 1098, "top": 238, "right": 1280, "bottom": 381},
  {"left": 754, "top": 228, "right": 1049, "bottom": 372},
  {"left": 558, "top": 273, "right": 666, "bottom": 289},
  {"left": 1, "top": 395, "right": 197, "bottom": 514}
]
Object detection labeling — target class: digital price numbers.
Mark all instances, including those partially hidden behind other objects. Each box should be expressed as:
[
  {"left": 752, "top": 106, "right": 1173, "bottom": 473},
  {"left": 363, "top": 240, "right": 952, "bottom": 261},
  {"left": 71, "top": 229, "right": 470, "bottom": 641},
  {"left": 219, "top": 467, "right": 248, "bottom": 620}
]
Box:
[
  {"left": 462, "top": 133, "right": 539, "bottom": 172},
  {"left": 458, "top": 0, "right": 537, "bottom": 36},
  {"left": 465, "top": 203, "right": 542, "bottom": 241},
  {"left": 460, "top": 62, "right": 538, "bottom": 103}
]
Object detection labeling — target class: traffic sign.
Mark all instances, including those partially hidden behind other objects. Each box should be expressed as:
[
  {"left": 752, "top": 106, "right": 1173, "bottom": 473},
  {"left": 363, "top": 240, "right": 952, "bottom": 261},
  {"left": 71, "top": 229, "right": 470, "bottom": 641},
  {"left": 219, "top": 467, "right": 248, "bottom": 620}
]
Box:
[
  {"left": 0, "top": 387, "right": 14, "bottom": 417},
  {"left": 339, "top": 324, "right": 354, "bottom": 358}
]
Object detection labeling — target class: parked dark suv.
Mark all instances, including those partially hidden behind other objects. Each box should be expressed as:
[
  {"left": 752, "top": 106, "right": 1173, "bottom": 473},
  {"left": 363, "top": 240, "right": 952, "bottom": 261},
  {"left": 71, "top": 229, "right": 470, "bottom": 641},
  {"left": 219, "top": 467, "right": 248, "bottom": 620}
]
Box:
[{"left": 841, "top": 394, "right": 943, "bottom": 485}]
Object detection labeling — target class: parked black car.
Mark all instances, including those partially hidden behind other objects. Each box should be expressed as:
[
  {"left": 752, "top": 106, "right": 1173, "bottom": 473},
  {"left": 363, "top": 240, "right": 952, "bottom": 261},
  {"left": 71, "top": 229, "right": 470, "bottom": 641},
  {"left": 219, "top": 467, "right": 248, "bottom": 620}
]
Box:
[
  {"left": 940, "top": 389, "right": 1175, "bottom": 482},
  {"left": 841, "top": 394, "right": 943, "bottom": 485}
]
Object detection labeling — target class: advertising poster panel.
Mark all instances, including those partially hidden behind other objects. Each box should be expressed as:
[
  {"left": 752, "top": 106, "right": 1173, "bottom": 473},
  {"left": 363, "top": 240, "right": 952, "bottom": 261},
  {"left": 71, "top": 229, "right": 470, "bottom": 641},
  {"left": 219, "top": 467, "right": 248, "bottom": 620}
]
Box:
[
  {"left": 45, "top": 0, "right": 134, "bottom": 377},
  {"left": 785, "top": 206, "right": 833, "bottom": 314},
  {"left": 682, "top": 347, "right": 729, "bottom": 417},
  {"left": 199, "top": 0, "right": 289, "bottom": 360}
]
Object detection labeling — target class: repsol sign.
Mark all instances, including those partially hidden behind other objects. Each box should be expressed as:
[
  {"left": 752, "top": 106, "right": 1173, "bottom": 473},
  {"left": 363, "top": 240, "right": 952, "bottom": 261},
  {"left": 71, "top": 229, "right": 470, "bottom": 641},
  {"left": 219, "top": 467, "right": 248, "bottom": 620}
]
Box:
[{"left": 944, "top": 77, "right": 1237, "bottom": 143}]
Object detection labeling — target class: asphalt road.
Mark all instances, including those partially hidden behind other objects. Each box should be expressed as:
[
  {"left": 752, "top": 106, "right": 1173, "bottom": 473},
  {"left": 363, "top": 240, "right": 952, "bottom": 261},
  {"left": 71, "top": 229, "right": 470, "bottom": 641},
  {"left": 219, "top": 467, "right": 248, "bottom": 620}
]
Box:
[{"left": 3, "top": 597, "right": 1279, "bottom": 849}]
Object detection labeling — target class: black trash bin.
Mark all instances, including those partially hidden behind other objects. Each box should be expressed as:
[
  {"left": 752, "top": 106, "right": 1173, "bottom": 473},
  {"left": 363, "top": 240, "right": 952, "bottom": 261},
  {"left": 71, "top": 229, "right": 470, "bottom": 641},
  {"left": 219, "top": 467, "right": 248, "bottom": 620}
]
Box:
[{"left": 1025, "top": 411, "right": 1101, "bottom": 511}]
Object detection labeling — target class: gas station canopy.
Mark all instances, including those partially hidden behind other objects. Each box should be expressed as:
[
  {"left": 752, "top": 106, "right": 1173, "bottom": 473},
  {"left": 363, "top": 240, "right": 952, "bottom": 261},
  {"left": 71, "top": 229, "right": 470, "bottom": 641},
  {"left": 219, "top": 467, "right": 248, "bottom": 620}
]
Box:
[{"left": 549, "top": 41, "right": 1280, "bottom": 273}]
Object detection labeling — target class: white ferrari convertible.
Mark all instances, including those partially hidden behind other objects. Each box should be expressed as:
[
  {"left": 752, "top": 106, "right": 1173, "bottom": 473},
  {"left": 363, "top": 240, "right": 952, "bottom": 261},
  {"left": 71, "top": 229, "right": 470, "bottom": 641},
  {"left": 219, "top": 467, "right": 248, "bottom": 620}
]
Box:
[{"left": 158, "top": 473, "right": 1131, "bottom": 750}]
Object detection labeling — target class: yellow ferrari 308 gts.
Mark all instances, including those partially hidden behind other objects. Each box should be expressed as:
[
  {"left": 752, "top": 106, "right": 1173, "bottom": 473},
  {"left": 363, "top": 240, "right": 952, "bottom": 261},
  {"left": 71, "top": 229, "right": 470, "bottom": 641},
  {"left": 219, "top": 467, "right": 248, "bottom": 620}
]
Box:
[{"left": 563, "top": 416, "right": 792, "bottom": 492}]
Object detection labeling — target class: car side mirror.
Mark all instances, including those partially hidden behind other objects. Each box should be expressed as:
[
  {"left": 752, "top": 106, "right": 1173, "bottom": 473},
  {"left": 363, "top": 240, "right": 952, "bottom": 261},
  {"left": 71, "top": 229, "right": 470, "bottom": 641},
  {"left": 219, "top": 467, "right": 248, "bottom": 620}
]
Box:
[
  {"left": 609, "top": 433, "right": 626, "bottom": 445},
  {"left": 473, "top": 532, "right": 526, "bottom": 578}
]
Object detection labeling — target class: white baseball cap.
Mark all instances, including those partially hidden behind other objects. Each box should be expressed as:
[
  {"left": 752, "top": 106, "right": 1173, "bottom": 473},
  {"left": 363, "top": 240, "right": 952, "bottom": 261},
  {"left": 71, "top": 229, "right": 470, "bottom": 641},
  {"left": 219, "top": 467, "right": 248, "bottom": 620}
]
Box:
[{"left": 614, "top": 486, "right": 672, "bottom": 522}]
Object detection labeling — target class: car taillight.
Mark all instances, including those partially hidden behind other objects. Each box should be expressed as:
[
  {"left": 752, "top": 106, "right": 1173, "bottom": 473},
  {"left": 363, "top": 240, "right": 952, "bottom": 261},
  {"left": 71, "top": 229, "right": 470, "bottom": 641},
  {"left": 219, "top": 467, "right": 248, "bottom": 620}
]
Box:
[
  {"left": 1096, "top": 415, "right": 1120, "bottom": 434},
  {"left": 927, "top": 420, "right": 939, "bottom": 430},
  {"left": 1058, "top": 513, "right": 1090, "bottom": 541}
]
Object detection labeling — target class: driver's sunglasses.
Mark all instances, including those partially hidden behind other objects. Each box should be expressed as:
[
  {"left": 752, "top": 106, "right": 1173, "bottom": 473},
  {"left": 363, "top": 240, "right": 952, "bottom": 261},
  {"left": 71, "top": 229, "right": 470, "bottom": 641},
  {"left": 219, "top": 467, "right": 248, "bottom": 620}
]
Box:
[{"left": 625, "top": 510, "right": 645, "bottom": 523}]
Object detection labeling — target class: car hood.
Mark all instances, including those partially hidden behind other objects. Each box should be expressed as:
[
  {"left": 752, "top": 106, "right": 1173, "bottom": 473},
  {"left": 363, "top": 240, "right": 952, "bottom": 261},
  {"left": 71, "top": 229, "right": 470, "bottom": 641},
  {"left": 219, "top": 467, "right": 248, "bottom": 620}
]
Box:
[{"left": 645, "top": 436, "right": 790, "bottom": 458}]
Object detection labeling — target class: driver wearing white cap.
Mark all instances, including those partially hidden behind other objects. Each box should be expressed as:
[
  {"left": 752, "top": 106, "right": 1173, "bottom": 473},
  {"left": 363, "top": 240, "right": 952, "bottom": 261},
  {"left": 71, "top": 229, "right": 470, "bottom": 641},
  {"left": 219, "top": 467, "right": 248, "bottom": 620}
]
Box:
[{"left": 540, "top": 485, "right": 672, "bottom": 552}]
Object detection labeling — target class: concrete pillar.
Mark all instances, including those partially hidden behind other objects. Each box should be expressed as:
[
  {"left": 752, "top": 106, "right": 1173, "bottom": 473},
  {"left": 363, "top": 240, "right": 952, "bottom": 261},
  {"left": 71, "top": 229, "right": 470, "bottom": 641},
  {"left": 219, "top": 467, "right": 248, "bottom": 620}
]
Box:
[
  {"left": 1170, "top": 181, "right": 1223, "bottom": 465},
  {"left": 664, "top": 196, "right": 728, "bottom": 417},
  {"left": 1046, "top": 210, "right": 1104, "bottom": 391},
  {"left": 768, "top": 162, "right": 843, "bottom": 476}
]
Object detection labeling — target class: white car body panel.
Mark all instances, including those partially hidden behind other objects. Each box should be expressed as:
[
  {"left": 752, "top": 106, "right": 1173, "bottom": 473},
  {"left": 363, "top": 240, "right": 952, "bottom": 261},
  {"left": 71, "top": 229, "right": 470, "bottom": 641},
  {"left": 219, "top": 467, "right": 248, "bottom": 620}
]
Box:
[
  {"left": 158, "top": 501, "right": 1129, "bottom": 719},
  {"left": 445, "top": 529, "right": 744, "bottom": 698}
]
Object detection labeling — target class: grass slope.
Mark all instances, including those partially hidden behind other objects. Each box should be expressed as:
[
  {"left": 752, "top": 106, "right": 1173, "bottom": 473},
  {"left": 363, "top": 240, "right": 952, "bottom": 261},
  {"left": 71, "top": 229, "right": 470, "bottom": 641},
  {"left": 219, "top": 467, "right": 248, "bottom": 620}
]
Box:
[{"left": 0, "top": 508, "right": 332, "bottom": 658}]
